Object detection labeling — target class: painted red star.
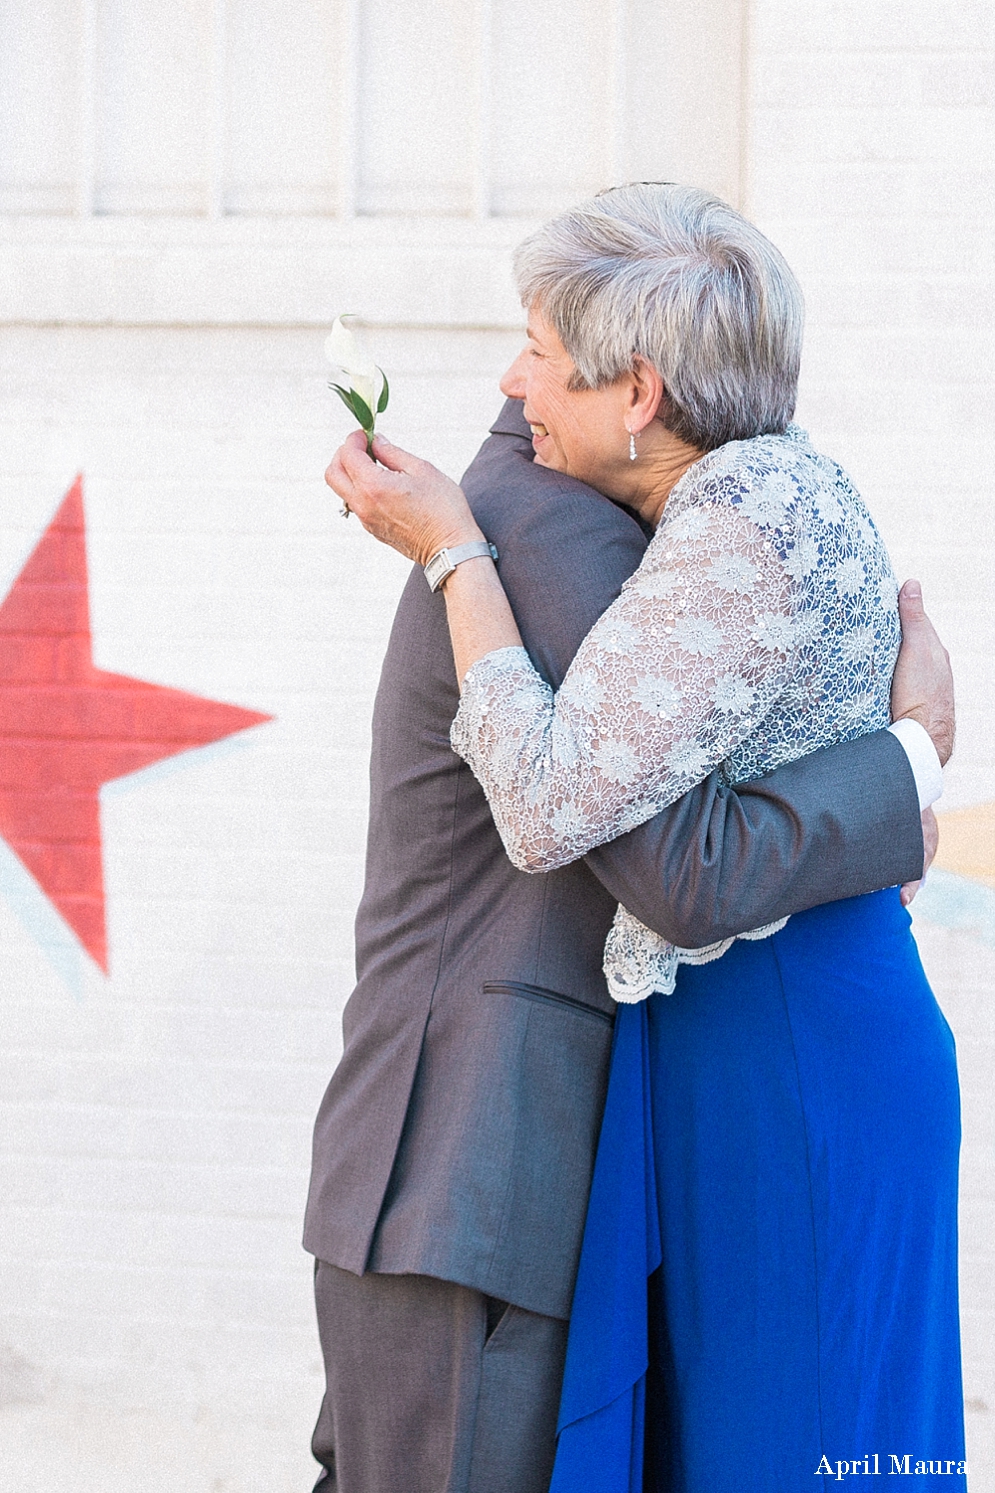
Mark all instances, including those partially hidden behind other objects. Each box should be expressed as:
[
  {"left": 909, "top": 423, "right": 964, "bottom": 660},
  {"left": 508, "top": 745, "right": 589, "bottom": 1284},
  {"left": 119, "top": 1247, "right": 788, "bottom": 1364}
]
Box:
[{"left": 0, "top": 476, "right": 272, "bottom": 971}]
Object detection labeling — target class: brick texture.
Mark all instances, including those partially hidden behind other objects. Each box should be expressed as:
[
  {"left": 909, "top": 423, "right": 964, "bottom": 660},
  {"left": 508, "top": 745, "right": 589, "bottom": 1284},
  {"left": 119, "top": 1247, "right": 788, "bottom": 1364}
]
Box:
[
  {"left": 0, "top": 326, "right": 521, "bottom": 1487},
  {"left": 749, "top": 2, "right": 995, "bottom": 1476},
  {"left": 0, "top": 2, "right": 993, "bottom": 1486}
]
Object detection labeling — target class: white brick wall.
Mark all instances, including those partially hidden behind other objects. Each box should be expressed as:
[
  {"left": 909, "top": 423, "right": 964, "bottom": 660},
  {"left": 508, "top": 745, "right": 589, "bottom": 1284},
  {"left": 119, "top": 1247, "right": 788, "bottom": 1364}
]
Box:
[
  {"left": 913, "top": 920, "right": 995, "bottom": 1483},
  {"left": 748, "top": 0, "right": 995, "bottom": 813},
  {"left": 0, "top": 326, "right": 523, "bottom": 1491},
  {"left": 750, "top": 3, "right": 995, "bottom": 1478},
  {"left": 0, "top": 2, "right": 992, "bottom": 1488}
]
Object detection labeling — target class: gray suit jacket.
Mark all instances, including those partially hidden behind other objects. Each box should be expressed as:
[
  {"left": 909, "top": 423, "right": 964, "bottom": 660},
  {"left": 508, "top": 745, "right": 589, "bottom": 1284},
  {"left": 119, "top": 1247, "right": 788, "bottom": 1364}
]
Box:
[{"left": 303, "top": 402, "right": 924, "bottom": 1319}]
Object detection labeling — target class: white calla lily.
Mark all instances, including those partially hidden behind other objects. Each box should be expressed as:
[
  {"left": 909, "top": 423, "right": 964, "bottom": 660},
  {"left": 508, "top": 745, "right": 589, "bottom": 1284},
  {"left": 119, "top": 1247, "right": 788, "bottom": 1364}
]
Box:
[
  {"left": 325, "top": 316, "right": 387, "bottom": 437},
  {"left": 324, "top": 315, "right": 363, "bottom": 369}
]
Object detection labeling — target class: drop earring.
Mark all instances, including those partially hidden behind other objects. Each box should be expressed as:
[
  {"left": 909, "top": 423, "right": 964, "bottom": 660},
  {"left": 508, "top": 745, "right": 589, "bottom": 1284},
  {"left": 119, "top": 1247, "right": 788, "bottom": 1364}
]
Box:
[{"left": 628, "top": 430, "right": 637, "bottom": 461}]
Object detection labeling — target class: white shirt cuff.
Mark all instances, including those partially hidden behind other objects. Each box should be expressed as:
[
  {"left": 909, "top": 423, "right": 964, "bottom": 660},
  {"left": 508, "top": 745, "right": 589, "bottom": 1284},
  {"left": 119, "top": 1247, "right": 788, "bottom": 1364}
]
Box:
[{"left": 888, "top": 718, "right": 944, "bottom": 811}]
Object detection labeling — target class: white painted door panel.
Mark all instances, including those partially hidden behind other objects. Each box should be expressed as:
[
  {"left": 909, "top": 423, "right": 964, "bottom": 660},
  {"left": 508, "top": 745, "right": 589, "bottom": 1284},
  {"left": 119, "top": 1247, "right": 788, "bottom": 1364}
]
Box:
[
  {"left": 94, "top": 0, "right": 212, "bottom": 214},
  {"left": 490, "top": 0, "right": 615, "bottom": 216},
  {"left": 225, "top": 0, "right": 343, "bottom": 215},
  {"left": 0, "top": 0, "right": 82, "bottom": 213},
  {"left": 0, "top": 0, "right": 747, "bottom": 324},
  {"left": 356, "top": 0, "right": 478, "bottom": 215}
]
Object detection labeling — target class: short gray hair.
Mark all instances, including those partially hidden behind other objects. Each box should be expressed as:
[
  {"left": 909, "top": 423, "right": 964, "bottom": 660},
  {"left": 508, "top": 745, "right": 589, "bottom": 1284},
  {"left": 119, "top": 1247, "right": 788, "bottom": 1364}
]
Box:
[{"left": 513, "top": 183, "right": 804, "bottom": 451}]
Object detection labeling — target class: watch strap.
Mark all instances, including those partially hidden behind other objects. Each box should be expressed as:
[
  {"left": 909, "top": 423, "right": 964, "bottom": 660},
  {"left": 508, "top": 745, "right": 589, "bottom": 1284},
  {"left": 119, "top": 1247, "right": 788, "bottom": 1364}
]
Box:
[{"left": 424, "top": 539, "right": 498, "bottom": 592}]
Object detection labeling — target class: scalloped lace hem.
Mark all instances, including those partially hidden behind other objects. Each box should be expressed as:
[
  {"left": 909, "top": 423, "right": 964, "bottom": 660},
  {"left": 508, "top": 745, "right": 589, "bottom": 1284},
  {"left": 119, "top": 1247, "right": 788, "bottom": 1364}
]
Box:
[{"left": 605, "top": 909, "right": 790, "bottom": 1004}]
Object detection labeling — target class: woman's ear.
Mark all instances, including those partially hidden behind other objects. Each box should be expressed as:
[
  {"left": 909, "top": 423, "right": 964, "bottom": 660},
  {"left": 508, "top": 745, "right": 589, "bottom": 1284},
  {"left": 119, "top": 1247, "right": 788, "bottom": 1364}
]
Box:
[{"left": 629, "top": 356, "right": 665, "bottom": 432}]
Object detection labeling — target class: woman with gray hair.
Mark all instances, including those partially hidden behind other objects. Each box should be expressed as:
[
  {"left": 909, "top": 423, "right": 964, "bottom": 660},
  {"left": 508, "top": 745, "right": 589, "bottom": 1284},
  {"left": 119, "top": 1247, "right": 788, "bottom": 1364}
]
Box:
[{"left": 325, "top": 185, "right": 964, "bottom": 1490}]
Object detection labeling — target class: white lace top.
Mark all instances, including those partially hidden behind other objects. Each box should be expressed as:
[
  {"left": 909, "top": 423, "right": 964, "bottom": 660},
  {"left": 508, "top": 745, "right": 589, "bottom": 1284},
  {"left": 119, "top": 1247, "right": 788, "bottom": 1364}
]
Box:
[{"left": 450, "top": 425, "right": 900, "bottom": 1002}]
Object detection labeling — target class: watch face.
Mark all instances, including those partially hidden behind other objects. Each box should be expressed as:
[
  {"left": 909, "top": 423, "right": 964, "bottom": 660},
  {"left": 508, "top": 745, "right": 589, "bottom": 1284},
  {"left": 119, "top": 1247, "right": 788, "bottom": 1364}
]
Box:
[{"left": 425, "top": 551, "right": 452, "bottom": 591}]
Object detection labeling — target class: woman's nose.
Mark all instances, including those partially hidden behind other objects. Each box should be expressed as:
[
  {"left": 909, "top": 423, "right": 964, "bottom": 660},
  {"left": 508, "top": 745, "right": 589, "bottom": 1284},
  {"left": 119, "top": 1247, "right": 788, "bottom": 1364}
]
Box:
[{"left": 499, "top": 348, "right": 528, "bottom": 401}]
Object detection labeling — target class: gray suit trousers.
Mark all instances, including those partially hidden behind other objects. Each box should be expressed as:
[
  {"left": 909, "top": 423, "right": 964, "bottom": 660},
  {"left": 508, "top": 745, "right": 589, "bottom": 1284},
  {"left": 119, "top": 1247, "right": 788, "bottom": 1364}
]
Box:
[{"left": 312, "top": 1262, "right": 569, "bottom": 1493}]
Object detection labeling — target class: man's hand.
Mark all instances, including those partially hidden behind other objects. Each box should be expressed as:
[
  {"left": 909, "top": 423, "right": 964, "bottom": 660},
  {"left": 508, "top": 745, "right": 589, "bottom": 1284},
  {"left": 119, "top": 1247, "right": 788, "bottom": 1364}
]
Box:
[
  {"left": 900, "top": 806, "right": 938, "bottom": 907},
  {"left": 891, "top": 580, "right": 955, "bottom": 765}
]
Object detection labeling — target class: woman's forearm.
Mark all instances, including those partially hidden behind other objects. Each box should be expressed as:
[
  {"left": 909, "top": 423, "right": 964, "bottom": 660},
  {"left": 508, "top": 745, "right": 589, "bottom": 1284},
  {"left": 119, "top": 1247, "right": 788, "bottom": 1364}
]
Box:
[
  {"left": 450, "top": 504, "right": 798, "bottom": 873},
  {"left": 440, "top": 556, "right": 524, "bottom": 685},
  {"left": 321, "top": 431, "right": 525, "bottom": 681}
]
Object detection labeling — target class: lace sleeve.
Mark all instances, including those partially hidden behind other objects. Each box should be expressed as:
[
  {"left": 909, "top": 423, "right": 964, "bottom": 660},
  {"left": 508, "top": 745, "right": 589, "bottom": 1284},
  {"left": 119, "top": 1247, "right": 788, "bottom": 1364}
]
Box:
[{"left": 450, "top": 493, "right": 801, "bottom": 872}]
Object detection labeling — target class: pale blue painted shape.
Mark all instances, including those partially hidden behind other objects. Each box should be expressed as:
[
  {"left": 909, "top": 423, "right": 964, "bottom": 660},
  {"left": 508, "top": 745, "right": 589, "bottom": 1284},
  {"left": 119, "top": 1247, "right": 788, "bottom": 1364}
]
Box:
[
  {"left": 100, "top": 719, "right": 270, "bottom": 796},
  {"left": 912, "top": 869, "right": 995, "bottom": 949},
  {"left": 0, "top": 838, "right": 86, "bottom": 996},
  {"left": 0, "top": 725, "right": 272, "bottom": 995}
]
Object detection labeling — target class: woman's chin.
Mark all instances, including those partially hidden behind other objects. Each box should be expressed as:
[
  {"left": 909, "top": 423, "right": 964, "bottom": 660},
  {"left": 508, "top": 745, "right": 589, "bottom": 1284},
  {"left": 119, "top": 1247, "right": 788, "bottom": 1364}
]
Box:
[{"left": 532, "top": 440, "right": 560, "bottom": 470}]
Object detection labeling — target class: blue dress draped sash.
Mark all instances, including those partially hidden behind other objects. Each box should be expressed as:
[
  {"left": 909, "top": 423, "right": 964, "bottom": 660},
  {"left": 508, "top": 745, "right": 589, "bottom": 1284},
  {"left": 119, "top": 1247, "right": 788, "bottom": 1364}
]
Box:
[
  {"left": 550, "top": 1001, "right": 661, "bottom": 1493},
  {"left": 551, "top": 890, "right": 965, "bottom": 1493}
]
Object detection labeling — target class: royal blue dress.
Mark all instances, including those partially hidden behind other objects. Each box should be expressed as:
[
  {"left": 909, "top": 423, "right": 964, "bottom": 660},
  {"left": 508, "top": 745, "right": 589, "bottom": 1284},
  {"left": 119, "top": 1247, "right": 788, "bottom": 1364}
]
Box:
[
  {"left": 448, "top": 427, "right": 967, "bottom": 1489},
  {"left": 550, "top": 890, "right": 966, "bottom": 1492}
]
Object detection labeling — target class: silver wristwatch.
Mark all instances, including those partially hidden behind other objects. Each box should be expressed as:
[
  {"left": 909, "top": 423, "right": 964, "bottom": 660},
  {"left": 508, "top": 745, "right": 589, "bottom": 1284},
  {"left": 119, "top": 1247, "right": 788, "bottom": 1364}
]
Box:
[{"left": 423, "top": 539, "right": 499, "bottom": 593}]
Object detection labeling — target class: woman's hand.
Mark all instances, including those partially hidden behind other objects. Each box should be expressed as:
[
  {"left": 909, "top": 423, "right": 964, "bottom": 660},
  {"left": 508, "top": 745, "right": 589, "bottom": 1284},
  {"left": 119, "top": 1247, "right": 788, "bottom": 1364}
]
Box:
[
  {"left": 324, "top": 430, "right": 484, "bottom": 565},
  {"left": 326, "top": 430, "right": 523, "bottom": 682}
]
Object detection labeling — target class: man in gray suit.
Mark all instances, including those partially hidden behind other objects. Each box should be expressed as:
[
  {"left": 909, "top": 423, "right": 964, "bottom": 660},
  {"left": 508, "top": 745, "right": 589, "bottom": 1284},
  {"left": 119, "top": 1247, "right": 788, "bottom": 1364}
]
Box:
[{"left": 304, "top": 401, "right": 950, "bottom": 1493}]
